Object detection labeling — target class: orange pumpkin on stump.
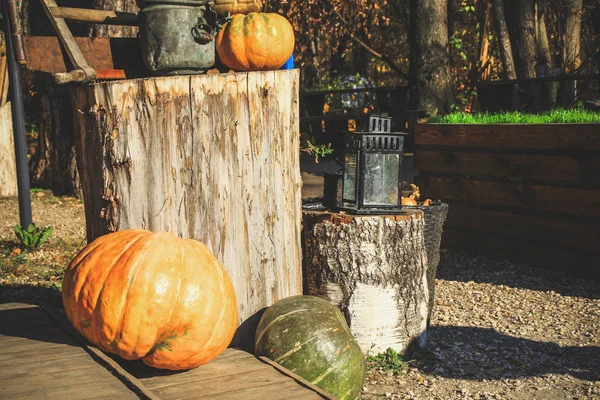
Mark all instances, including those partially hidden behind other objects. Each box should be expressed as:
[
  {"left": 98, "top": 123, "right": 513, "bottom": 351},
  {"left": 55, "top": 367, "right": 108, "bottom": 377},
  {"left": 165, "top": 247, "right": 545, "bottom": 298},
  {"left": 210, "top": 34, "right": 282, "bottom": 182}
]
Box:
[
  {"left": 216, "top": 13, "right": 295, "bottom": 71},
  {"left": 213, "top": 0, "right": 263, "bottom": 16},
  {"left": 62, "top": 229, "right": 238, "bottom": 370}
]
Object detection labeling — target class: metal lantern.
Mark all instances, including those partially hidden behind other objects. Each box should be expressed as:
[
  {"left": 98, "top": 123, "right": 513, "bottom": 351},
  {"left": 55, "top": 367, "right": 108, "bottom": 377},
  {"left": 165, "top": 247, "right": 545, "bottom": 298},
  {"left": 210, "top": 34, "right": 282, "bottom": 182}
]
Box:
[{"left": 340, "top": 116, "right": 406, "bottom": 214}]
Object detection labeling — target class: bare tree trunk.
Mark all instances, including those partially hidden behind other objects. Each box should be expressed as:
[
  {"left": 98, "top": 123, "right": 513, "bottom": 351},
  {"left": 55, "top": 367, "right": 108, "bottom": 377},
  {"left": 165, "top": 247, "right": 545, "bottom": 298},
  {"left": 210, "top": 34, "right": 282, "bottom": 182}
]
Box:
[
  {"left": 88, "top": 0, "right": 139, "bottom": 37},
  {"left": 30, "top": 78, "right": 81, "bottom": 197},
  {"left": 408, "top": 0, "right": 454, "bottom": 116},
  {"left": 447, "top": 0, "right": 460, "bottom": 46},
  {"left": 535, "top": 0, "right": 552, "bottom": 66},
  {"left": 535, "top": 0, "right": 557, "bottom": 108},
  {"left": 492, "top": 0, "right": 517, "bottom": 80},
  {"left": 505, "top": 0, "right": 544, "bottom": 110},
  {"left": 477, "top": 2, "right": 493, "bottom": 81},
  {"left": 506, "top": 0, "right": 537, "bottom": 79},
  {"left": 562, "top": 0, "right": 582, "bottom": 106},
  {"left": 580, "top": 0, "right": 599, "bottom": 74}
]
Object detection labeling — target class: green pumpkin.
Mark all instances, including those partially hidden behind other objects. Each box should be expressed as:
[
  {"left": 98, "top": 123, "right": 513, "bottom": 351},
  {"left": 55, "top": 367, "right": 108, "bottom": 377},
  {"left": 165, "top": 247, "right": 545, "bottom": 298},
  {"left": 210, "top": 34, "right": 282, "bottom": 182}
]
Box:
[{"left": 255, "top": 296, "right": 366, "bottom": 400}]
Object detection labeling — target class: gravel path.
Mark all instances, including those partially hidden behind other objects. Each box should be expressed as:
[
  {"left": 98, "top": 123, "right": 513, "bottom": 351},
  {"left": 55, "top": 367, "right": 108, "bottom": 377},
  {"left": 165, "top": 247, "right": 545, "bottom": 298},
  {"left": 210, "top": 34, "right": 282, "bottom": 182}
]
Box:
[{"left": 363, "top": 252, "right": 600, "bottom": 400}]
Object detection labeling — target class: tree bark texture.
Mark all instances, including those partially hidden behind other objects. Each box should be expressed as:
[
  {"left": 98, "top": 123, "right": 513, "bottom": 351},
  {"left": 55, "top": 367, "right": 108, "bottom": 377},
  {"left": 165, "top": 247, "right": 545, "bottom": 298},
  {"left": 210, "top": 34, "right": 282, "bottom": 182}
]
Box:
[
  {"left": 506, "top": 0, "right": 556, "bottom": 109},
  {"left": 561, "top": 0, "right": 582, "bottom": 105},
  {"left": 447, "top": 0, "right": 459, "bottom": 45},
  {"left": 492, "top": 0, "right": 517, "bottom": 80},
  {"left": 72, "top": 70, "right": 302, "bottom": 331},
  {"left": 535, "top": 0, "right": 552, "bottom": 65},
  {"left": 30, "top": 80, "right": 82, "bottom": 197},
  {"left": 303, "top": 211, "right": 429, "bottom": 355},
  {"left": 408, "top": 0, "right": 454, "bottom": 116},
  {"left": 0, "top": 102, "right": 17, "bottom": 198},
  {"left": 506, "top": 0, "right": 537, "bottom": 79},
  {"left": 89, "top": 0, "right": 139, "bottom": 38},
  {"left": 535, "top": 0, "right": 557, "bottom": 108}
]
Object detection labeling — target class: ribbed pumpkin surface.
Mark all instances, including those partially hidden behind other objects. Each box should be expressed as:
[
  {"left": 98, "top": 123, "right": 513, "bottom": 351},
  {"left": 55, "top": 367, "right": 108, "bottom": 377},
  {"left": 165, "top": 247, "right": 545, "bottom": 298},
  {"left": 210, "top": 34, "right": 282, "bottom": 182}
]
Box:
[
  {"left": 216, "top": 13, "right": 295, "bottom": 71},
  {"left": 255, "top": 296, "right": 366, "bottom": 400},
  {"left": 62, "top": 229, "right": 238, "bottom": 370},
  {"left": 213, "top": 0, "right": 262, "bottom": 16}
]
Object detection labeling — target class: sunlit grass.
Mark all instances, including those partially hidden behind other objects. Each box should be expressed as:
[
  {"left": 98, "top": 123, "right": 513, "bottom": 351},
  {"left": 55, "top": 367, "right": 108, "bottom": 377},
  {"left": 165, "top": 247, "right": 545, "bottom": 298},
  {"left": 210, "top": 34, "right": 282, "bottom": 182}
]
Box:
[{"left": 432, "top": 108, "right": 600, "bottom": 124}]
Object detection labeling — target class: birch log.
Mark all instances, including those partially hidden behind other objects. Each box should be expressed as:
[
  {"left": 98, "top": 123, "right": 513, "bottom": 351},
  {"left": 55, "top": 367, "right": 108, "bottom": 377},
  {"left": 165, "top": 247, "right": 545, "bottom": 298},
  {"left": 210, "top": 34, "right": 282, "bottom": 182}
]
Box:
[
  {"left": 0, "top": 102, "right": 17, "bottom": 198},
  {"left": 72, "top": 70, "right": 302, "bottom": 345},
  {"left": 303, "top": 210, "right": 429, "bottom": 355}
]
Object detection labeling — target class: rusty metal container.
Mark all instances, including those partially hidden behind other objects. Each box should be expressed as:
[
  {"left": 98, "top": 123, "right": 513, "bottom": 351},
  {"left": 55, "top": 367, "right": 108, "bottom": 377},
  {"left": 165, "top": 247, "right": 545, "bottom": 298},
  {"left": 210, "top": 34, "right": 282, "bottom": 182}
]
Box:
[{"left": 138, "top": 0, "right": 219, "bottom": 75}]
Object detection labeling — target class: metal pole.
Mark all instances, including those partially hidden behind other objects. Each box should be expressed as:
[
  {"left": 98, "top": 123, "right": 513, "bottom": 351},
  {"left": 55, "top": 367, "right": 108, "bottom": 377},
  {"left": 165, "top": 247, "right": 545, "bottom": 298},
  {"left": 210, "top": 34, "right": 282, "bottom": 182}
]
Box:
[{"left": 2, "top": 0, "right": 32, "bottom": 228}]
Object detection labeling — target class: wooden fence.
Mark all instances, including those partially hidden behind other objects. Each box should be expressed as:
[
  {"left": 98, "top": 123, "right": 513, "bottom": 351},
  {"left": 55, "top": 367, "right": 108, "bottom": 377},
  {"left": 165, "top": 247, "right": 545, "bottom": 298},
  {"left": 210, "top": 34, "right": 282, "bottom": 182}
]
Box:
[
  {"left": 415, "top": 123, "right": 600, "bottom": 278},
  {"left": 477, "top": 74, "right": 600, "bottom": 113},
  {"left": 299, "top": 86, "right": 411, "bottom": 150}
]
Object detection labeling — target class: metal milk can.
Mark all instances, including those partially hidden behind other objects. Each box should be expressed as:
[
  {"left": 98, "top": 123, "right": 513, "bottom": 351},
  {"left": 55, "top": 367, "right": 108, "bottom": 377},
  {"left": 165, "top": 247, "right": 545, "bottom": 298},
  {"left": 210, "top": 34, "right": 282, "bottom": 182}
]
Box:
[{"left": 138, "top": 0, "right": 220, "bottom": 75}]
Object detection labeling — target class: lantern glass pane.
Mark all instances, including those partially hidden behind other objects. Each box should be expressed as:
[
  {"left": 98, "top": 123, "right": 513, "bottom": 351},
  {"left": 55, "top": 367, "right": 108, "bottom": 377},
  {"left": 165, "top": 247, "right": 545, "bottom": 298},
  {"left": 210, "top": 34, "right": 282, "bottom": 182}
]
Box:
[
  {"left": 363, "top": 153, "right": 400, "bottom": 205},
  {"left": 343, "top": 153, "right": 358, "bottom": 202}
]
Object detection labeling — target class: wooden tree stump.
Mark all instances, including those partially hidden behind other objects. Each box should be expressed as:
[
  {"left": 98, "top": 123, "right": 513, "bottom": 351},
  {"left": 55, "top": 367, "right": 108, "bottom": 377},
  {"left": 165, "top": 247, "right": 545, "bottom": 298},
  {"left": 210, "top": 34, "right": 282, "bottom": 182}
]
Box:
[
  {"left": 0, "top": 102, "right": 17, "bottom": 198},
  {"left": 72, "top": 70, "right": 302, "bottom": 345},
  {"left": 303, "top": 210, "right": 429, "bottom": 355}
]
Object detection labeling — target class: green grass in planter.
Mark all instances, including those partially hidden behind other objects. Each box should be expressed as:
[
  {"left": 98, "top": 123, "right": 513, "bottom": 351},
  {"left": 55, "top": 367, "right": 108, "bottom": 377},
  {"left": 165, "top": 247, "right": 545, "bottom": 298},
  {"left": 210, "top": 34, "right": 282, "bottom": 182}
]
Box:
[{"left": 432, "top": 108, "right": 600, "bottom": 124}]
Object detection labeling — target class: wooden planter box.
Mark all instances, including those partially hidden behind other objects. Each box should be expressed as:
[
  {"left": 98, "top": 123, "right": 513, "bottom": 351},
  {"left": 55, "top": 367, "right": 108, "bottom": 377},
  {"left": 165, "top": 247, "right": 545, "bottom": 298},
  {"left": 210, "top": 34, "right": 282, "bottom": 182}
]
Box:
[{"left": 415, "top": 123, "right": 600, "bottom": 278}]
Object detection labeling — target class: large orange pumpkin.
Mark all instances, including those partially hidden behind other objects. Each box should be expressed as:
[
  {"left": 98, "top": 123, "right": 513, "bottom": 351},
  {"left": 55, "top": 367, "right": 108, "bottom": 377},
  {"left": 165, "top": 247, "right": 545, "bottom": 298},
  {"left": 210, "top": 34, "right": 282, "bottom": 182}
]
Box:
[
  {"left": 62, "top": 229, "right": 238, "bottom": 370},
  {"left": 216, "top": 13, "right": 295, "bottom": 71}
]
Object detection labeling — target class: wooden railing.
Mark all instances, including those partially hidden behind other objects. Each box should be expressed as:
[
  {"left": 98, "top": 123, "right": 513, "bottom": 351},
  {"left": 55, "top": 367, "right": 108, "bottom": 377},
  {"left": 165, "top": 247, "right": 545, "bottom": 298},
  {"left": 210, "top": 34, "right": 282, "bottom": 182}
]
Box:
[
  {"left": 477, "top": 73, "right": 600, "bottom": 112},
  {"left": 299, "top": 85, "right": 418, "bottom": 155}
]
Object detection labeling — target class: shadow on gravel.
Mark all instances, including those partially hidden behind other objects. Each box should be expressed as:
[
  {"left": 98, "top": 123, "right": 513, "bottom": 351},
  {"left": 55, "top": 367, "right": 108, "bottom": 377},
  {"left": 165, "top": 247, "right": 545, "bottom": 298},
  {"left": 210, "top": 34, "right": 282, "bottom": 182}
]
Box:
[
  {"left": 436, "top": 251, "right": 600, "bottom": 300},
  {"left": 414, "top": 325, "right": 600, "bottom": 382}
]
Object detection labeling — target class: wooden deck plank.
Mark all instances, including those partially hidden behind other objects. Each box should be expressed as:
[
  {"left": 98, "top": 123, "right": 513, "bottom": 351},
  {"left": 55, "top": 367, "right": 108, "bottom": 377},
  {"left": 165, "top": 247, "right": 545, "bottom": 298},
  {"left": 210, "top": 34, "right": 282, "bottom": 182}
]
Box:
[
  {"left": 0, "top": 303, "right": 140, "bottom": 400},
  {"left": 126, "top": 350, "right": 332, "bottom": 400},
  {"left": 0, "top": 326, "right": 72, "bottom": 346},
  {"left": 0, "top": 365, "right": 114, "bottom": 396},
  {"left": 185, "top": 380, "right": 325, "bottom": 400},
  {"left": 150, "top": 370, "right": 295, "bottom": 399},
  {"left": 133, "top": 349, "right": 267, "bottom": 388},
  {"left": 119, "top": 348, "right": 333, "bottom": 399},
  {"left": 141, "top": 362, "right": 271, "bottom": 389},
  {"left": 0, "top": 340, "right": 74, "bottom": 355},
  {"left": 83, "top": 394, "right": 141, "bottom": 400},
  {"left": 4, "top": 380, "right": 141, "bottom": 400},
  {"left": 0, "top": 344, "right": 87, "bottom": 365},
  {"left": 0, "top": 302, "right": 333, "bottom": 400},
  {"left": 0, "top": 354, "right": 90, "bottom": 379}
]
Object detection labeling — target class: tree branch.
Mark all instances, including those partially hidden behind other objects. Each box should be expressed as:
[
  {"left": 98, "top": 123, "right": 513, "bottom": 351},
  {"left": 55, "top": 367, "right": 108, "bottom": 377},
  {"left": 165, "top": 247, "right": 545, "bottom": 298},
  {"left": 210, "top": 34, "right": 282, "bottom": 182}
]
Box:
[{"left": 318, "top": 0, "right": 409, "bottom": 80}]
